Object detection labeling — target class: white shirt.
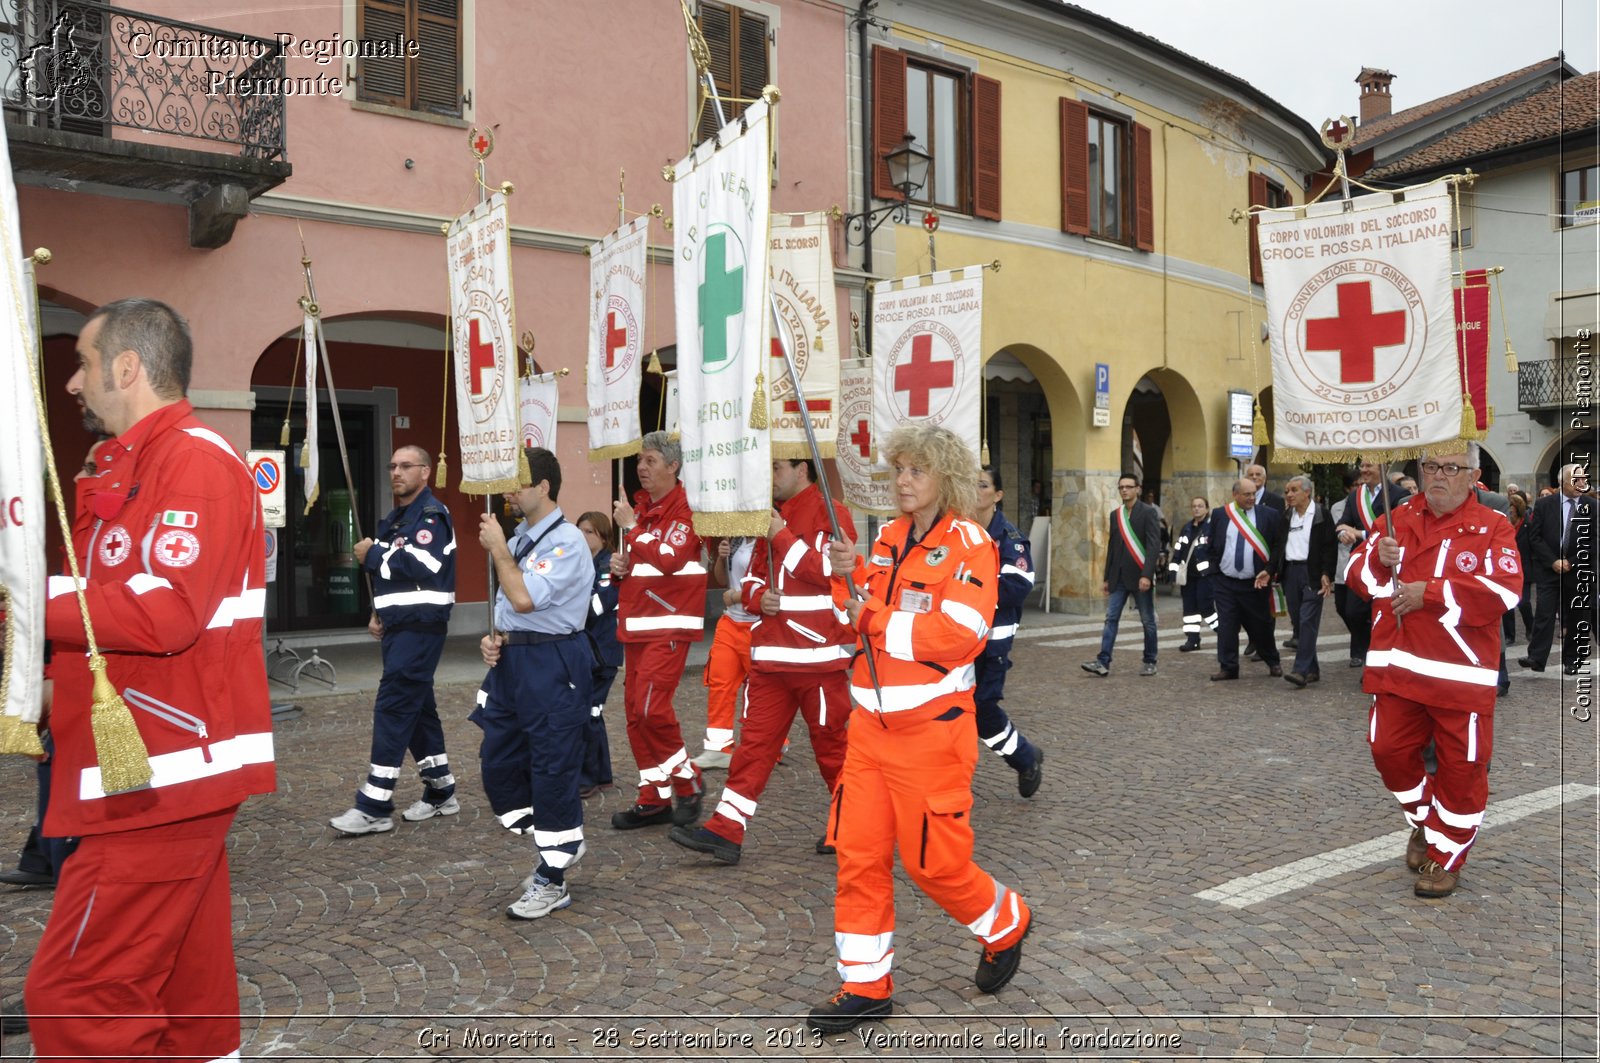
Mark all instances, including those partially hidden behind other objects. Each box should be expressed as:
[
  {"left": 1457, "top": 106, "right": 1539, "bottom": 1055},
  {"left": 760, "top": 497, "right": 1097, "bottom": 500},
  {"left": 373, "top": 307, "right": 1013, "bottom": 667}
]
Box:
[{"left": 1285, "top": 500, "right": 1315, "bottom": 562}]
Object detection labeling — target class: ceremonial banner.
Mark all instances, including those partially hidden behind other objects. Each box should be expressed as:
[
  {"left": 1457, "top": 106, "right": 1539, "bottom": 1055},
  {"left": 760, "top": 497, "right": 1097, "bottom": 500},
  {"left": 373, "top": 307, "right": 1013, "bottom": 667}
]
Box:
[
  {"left": 0, "top": 119, "right": 45, "bottom": 740},
  {"left": 672, "top": 98, "right": 772, "bottom": 536},
  {"left": 767, "top": 211, "right": 840, "bottom": 458},
  {"left": 1262, "top": 180, "right": 1460, "bottom": 461},
  {"left": 836, "top": 358, "right": 895, "bottom": 516},
  {"left": 300, "top": 311, "right": 320, "bottom": 514},
  {"left": 447, "top": 192, "right": 526, "bottom": 493},
  {"left": 587, "top": 216, "right": 649, "bottom": 460},
  {"left": 662, "top": 369, "right": 681, "bottom": 439},
  {"left": 1455, "top": 269, "right": 1491, "bottom": 432},
  {"left": 871, "top": 266, "right": 985, "bottom": 458},
  {"left": 519, "top": 371, "right": 559, "bottom": 451}
]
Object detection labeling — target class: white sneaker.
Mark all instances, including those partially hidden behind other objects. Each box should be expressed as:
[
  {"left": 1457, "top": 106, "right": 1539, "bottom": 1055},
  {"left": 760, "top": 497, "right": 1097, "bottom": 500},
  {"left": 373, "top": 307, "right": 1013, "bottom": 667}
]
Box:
[
  {"left": 507, "top": 876, "right": 571, "bottom": 920},
  {"left": 401, "top": 795, "right": 461, "bottom": 822},
  {"left": 330, "top": 808, "right": 393, "bottom": 835},
  {"left": 692, "top": 748, "right": 733, "bottom": 770}
]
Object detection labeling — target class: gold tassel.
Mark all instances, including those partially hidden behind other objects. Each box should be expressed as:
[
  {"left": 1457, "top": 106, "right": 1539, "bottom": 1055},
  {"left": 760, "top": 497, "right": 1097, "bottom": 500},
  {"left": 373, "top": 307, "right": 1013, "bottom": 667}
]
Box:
[
  {"left": 435, "top": 454, "right": 448, "bottom": 490},
  {"left": 749, "top": 370, "right": 768, "bottom": 429},
  {"left": 1460, "top": 391, "right": 1478, "bottom": 438},
  {"left": 0, "top": 714, "right": 43, "bottom": 757},
  {"left": 1504, "top": 342, "right": 1518, "bottom": 374},
  {"left": 87, "top": 655, "right": 152, "bottom": 795},
  {"left": 278, "top": 420, "right": 290, "bottom": 447},
  {"left": 981, "top": 441, "right": 991, "bottom": 465},
  {"left": 646, "top": 349, "right": 664, "bottom": 375},
  {"left": 1252, "top": 400, "right": 1270, "bottom": 447},
  {"left": 299, "top": 440, "right": 310, "bottom": 468}
]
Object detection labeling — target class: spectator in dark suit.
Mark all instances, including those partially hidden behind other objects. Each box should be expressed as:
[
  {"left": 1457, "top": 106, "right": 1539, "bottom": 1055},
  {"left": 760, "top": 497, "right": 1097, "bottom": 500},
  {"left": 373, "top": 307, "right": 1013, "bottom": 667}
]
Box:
[
  {"left": 1207, "top": 479, "right": 1283, "bottom": 680},
  {"left": 1081, "top": 472, "right": 1163, "bottom": 678},
  {"left": 1245, "top": 463, "right": 1285, "bottom": 513},
  {"left": 1521, "top": 464, "right": 1596, "bottom": 675},
  {"left": 1336, "top": 458, "right": 1410, "bottom": 667},
  {"left": 1272, "top": 475, "right": 1336, "bottom": 687}
]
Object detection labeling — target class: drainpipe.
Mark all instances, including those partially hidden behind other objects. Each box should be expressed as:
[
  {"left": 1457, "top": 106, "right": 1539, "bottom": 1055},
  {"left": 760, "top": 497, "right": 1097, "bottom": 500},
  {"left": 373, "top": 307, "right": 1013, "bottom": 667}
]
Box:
[{"left": 857, "top": 0, "right": 874, "bottom": 285}]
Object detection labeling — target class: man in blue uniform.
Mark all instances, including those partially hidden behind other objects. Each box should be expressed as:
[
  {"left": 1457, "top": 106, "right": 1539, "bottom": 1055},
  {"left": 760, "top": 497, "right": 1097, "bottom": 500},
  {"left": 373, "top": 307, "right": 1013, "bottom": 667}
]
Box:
[
  {"left": 975, "top": 466, "right": 1043, "bottom": 796},
  {"left": 331, "top": 446, "right": 458, "bottom": 835},
  {"left": 474, "top": 447, "right": 595, "bottom": 919}
]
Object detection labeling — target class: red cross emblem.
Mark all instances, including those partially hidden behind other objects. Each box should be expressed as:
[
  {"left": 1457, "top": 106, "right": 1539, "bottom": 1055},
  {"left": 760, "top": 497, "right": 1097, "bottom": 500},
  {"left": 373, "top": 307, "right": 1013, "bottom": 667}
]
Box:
[
  {"left": 895, "top": 333, "right": 955, "bottom": 417},
  {"left": 97, "top": 523, "right": 131, "bottom": 567},
  {"left": 850, "top": 419, "right": 871, "bottom": 459},
  {"left": 606, "top": 311, "right": 628, "bottom": 369},
  {"left": 1320, "top": 115, "right": 1355, "bottom": 150},
  {"left": 1305, "top": 281, "right": 1406, "bottom": 384},
  {"left": 468, "top": 126, "right": 494, "bottom": 158},
  {"left": 154, "top": 529, "right": 200, "bottom": 568},
  {"left": 468, "top": 317, "right": 496, "bottom": 396}
]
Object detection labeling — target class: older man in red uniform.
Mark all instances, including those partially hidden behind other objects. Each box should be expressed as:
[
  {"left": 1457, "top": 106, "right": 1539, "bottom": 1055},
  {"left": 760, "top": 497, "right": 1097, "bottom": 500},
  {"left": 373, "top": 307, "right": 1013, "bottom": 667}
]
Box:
[
  {"left": 670, "top": 457, "right": 856, "bottom": 863},
  {"left": 27, "top": 299, "right": 276, "bottom": 1057},
  {"left": 609, "top": 430, "right": 708, "bottom": 829},
  {"left": 1347, "top": 443, "right": 1521, "bottom": 898}
]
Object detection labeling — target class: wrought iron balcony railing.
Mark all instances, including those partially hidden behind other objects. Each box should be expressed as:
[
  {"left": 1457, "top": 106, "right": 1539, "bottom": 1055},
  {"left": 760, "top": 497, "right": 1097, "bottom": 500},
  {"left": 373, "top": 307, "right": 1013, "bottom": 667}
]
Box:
[
  {"left": 1, "top": 1, "right": 286, "bottom": 160},
  {"left": 1518, "top": 357, "right": 1594, "bottom": 412}
]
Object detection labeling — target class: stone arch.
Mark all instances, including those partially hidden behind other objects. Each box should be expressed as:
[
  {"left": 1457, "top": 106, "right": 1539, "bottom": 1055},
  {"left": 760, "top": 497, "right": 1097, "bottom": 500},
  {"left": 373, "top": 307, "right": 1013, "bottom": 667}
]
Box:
[{"left": 1533, "top": 426, "right": 1600, "bottom": 490}]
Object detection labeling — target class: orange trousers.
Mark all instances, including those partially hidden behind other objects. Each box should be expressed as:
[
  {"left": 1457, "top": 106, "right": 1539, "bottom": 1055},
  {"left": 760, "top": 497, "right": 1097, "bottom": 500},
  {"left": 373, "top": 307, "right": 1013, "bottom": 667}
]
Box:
[
  {"left": 701, "top": 613, "right": 754, "bottom": 751},
  {"left": 825, "top": 702, "right": 1029, "bottom": 999}
]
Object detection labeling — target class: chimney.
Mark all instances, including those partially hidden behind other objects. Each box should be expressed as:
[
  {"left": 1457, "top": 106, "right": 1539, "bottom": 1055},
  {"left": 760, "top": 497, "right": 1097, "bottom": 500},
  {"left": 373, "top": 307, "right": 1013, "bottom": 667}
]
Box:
[{"left": 1357, "top": 67, "right": 1396, "bottom": 124}]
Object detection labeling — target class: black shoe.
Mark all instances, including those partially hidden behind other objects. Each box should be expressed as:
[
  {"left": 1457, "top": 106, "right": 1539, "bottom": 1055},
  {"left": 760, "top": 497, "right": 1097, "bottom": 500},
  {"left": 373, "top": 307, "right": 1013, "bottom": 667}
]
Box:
[
  {"left": 816, "top": 835, "right": 836, "bottom": 855},
  {"left": 1518, "top": 656, "right": 1545, "bottom": 672},
  {"left": 1018, "top": 750, "right": 1043, "bottom": 799},
  {"left": 1283, "top": 638, "right": 1299, "bottom": 650},
  {"left": 672, "top": 792, "right": 703, "bottom": 826},
  {"left": 1497, "top": 681, "right": 1510, "bottom": 696},
  {"left": 1179, "top": 638, "right": 1201, "bottom": 653},
  {"left": 0, "top": 999, "right": 25, "bottom": 1034},
  {"left": 668, "top": 825, "right": 740, "bottom": 864},
  {"left": 1565, "top": 664, "right": 1585, "bottom": 676},
  {"left": 975, "top": 917, "right": 1032, "bottom": 993},
  {"left": 0, "top": 867, "right": 55, "bottom": 887},
  {"left": 611, "top": 803, "right": 672, "bottom": 830},
  {"left": 807, "top": 990, "right": 893, "bottom": 1033}
]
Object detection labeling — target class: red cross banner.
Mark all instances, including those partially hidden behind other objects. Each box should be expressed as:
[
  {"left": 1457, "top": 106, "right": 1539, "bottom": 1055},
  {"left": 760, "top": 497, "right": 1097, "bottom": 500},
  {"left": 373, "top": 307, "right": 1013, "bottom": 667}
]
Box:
[
  {"left": 0, "top": 118, "right": 44, "bottom": 742},
  {"left": 519, "top": 370, "right": 559, "bottom": 452},
  {"left": 300, "top": 310, "right": 320, "bottom": 515},
  {"left": 1455, "top": 269, "right": 1492, "bottom": 433},
  {"left": 672, "top": 97, "right": 773, "bottom": 537},
  {"left": 1261, "top": 179, "right": 1461, "bottom": 462},
  {"left": 871, "top": 266, "right": 985, "bottom": 457},
  {"left": 586, "top": 215, "right": 649, "bottom": 461},
  {"left": 767, "top": 211, "right": 840, "bottom": 458},
  {"left": 836, "top": 358, "right": 894, "bottom": 516},
  {"left": 446, "top": 191, "right": 527, "bottom": 494}
]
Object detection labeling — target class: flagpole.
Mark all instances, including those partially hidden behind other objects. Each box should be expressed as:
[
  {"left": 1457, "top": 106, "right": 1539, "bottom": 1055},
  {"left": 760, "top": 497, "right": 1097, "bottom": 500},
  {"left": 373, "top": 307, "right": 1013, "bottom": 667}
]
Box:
[
  {"left": 475, "top": 145, "right": 500, "bottom": 632},
  {"left": 297, "top": 253, "right": 366, "bottom": 548},
  {"left": 616, "top": 168, "right": 628, "bottom": 562}
]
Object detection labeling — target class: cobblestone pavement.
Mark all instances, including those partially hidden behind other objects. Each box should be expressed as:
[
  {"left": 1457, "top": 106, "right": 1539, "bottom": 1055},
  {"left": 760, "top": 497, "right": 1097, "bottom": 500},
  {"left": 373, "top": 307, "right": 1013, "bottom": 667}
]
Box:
[{"left": 1, "top": 614, "right": 1595, "bottom": 1060}]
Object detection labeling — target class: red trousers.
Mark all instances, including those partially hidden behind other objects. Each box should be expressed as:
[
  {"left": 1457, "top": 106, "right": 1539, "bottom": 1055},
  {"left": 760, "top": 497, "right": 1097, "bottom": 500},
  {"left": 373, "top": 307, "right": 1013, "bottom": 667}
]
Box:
[
  {"left": 1369, "top": 692, "right": 1493, "bottom": 870},
  {"left": 701, "top": 614, "right": 754, "bottom": 751},
  {"left": 705, "top": 669, "right": 849, "bottom": 844},
  {"left": 26, "top": 806, "right": 241, "bottom": 1061},
  {"left": 623, "top": 640, "right": 702, "bottom": 806},
  {"left": 826, "top": 703, "right": 1029, "bottom": 999}
]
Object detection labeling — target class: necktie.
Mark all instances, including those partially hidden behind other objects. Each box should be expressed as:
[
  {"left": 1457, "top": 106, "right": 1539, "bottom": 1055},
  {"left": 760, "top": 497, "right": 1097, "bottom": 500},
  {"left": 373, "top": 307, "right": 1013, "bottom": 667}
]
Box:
[{"left": 1233, "top": 520, "right": 1246, "bottom": 573}]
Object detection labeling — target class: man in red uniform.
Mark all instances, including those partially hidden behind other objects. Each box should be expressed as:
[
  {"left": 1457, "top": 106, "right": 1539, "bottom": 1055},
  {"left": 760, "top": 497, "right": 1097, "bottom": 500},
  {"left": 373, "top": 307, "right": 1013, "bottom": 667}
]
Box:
[
  {"left": 26, "top": 299, "right": 276, "bottom": 1056},
  {"left": 669, "top": 457, "right": 856, "bottom": 863},
  {"left": 1348, "top": 443, "right": 1520, "bottom": 898},
  {"left": 609, "top": 431, "right": 708, "bottom": 828}
]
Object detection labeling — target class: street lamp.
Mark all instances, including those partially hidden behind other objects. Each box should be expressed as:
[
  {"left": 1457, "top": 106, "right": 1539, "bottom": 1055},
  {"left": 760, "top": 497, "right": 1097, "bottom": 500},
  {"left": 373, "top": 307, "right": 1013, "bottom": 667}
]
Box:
[{"left": 844, "top": 133, "right": 932, "bottom": 244}]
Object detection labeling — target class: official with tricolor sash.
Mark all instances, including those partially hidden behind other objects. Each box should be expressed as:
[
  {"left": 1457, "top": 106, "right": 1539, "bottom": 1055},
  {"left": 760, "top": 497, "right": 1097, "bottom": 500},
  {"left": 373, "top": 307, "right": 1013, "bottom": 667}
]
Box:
[{"left": 1205, "top": 479, "right": 1284, "bottom": 680}]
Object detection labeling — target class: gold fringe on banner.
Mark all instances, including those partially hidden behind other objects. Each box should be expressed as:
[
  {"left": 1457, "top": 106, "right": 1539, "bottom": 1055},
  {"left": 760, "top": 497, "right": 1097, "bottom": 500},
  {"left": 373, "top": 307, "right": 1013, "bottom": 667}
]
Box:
[
  {"left": 88, "top": 655, "right": 152, "bottom": 794},
  {"left": 749, "top": 369, "right": 768, "bottom": 429},
  {"left": 771, "top": 440, "right": 834, "bottom": 460},
  {"left": 590, "top": 441, "right": 644, "bottom": 463},
  {"left": 0, "top": 586, "right": 41, "bottom": 756},
  {"left": 694, "top": 510, "right": 774, "bottom": 537}
]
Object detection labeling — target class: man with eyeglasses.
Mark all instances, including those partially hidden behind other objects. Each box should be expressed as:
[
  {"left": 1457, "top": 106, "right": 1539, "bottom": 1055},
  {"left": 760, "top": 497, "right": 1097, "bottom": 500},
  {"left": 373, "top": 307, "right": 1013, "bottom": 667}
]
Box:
[
  {"left": 1082, "top": 472, "right": 1162, "bottom": 678},
  {"left": 330, "top": 445, "right": 459, "bottom": 835},
  {"left": 1347, "top": 444, "right": 1522, "bottom": 898},
  {"left": 1522, "top": 463, "right": 1595, "bottom": 676}
]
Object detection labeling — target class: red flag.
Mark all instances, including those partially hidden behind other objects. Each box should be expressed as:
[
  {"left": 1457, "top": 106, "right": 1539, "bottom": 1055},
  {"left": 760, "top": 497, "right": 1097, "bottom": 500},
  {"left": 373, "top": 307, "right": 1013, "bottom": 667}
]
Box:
[{"left": 1454, "top": 268, "right": 1491, "bottom": 431}]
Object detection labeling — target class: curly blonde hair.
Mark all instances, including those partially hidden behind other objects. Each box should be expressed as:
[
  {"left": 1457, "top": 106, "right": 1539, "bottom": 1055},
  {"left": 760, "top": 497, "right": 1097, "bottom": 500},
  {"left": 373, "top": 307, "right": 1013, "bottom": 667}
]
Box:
[{"left": 881, "top": 424, "right": 979, "bottom": 519}]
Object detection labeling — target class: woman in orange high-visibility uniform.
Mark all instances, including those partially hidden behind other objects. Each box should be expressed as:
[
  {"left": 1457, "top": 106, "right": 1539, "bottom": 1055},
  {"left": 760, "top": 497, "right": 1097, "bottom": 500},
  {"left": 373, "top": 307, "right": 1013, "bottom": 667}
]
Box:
[{"left": 809, "top": 424, "right": 1033, "bottom": 1034}]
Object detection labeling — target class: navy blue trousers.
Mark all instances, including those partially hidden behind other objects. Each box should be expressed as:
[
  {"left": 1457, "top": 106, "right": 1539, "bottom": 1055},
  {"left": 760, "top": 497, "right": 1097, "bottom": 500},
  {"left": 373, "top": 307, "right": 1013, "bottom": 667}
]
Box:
[
  {"left": 355, "top": 626, "right": 452, "bottom": 817},
  {"left": 581, "top": 665, "right": 617, "bottom": 790},
  {"left": 974, "top": 654, "right": 1038, "bottom": 772}
]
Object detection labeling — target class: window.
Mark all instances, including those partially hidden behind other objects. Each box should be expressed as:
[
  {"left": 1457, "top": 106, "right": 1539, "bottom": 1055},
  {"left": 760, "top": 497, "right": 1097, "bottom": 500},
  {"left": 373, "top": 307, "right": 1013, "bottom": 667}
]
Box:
[
  {"left": 1561, "top": 163, "right": 1599, "bottom": 227},
  {"left": 1060, "top": 99, "right": 1153, "bottom": 250},
  {"left": 870, "top": 46, "right": 1001, "bottom": 221},
  {"left": 1247, "top": 172, "right": 1293, "bottom": 284},
  {"left": 695, "top": 1, "right": 768, "bottom": 144},
  {"left": 1451, "top": 190, "right": 1475, "bottom": 249},
  {"left": 357, "top": 0, "right": 461, "bottom": 118}
]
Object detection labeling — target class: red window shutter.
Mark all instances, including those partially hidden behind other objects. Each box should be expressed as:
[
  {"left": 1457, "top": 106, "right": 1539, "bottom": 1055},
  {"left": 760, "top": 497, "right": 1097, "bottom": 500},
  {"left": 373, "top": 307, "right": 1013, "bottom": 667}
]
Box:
[
  {"left": 1060, "top": 98, "right": 1089, "bottom": 235},
  {"left": 1248, "top": 171, "right": 1269, "bottom": 285},
  {"left": 1133, "top": 122, "right": 1154, "bottom": 251},
  {"left": 972, "top": 73, "right": 1002, "bottom": 221},
  {"left": 872, "top": 47, "right": 907, "bottom": 200}
]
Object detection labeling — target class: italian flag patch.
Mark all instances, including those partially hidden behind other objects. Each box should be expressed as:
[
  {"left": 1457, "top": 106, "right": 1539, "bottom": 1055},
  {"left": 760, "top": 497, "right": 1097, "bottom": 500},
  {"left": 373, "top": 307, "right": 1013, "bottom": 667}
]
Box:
[{"left": 161, "top": 510, "right": 198, "bottom": 528}]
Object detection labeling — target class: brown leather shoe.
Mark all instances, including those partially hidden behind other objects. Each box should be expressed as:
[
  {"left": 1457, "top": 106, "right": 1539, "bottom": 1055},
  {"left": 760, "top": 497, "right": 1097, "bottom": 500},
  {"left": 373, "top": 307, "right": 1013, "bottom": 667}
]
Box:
[
  {"left": 1284, "top": 671, "right": 1308, "bottom": 687},
  {"left": 1267, "top": 665, "right": 1284, "bottom": 677},
  {"left": 1405, "top": 826, "right": 1428, "bottom": 872},
  {"left": 1414, "top": 859, "right": 1459, "bottom": 898},
  {"left": 1209, "top": 670, "right": 1238, "bottom": 681}
]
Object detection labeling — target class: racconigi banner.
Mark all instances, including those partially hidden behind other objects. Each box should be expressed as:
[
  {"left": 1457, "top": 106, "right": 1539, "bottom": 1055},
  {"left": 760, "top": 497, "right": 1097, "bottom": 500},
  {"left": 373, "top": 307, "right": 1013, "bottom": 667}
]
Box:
[
  {"left": 672, "top": 97, "right": 773, "bottom": 537},
  {"left": 766, "top": 211, "right": 840, "bottom": 458},
  {"left": 871, "top": 266, "right": 985, "bottom": 459},
  {"left": 586, "top": 215, "right": 649, "bottom": 461},
  {"left": 519, "top": 371, "right": 559, "bottom": 451},
  {"left": 836, "top": 358, "right": 894, "bottom": 516},
  {"left": 1261, "top": 179, "right": 1461, "bottom": 462},
  {"left": 447, "top": 192, "right": 526, "bottom": 493}
]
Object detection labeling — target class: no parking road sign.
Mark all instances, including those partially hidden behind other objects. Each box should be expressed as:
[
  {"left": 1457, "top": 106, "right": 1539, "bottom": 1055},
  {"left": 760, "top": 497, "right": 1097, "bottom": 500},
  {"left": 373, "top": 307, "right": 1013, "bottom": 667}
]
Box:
[{"left": 247, "top": 449, "right": 287, "bottom": 529}]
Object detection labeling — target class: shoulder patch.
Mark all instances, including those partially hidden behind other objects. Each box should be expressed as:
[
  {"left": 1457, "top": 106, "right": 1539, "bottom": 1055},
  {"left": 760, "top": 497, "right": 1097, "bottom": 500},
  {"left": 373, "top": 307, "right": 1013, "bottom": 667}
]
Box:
[{"left": 414, "top": 528, "right": 433, "bottom": 546}]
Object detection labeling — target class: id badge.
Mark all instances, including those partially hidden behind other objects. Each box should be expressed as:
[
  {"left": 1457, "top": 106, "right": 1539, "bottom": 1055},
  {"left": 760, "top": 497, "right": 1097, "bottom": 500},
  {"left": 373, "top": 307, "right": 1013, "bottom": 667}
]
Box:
[{"left": 899, "top": 588, "right": 933, "bottom": 614}]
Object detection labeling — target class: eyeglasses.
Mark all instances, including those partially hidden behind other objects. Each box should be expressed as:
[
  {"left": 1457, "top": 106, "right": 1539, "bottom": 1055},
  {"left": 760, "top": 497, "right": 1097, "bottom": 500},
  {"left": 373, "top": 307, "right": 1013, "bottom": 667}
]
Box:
[
  {"left": 1419, "top": 462, "right": 1470, "bottom": 478},
  {"left": 388, "top": 462, "right": 425, "bottom": 472},
  {"left": 1117, "top": 483, "right": 1139, "bottom": 490}
]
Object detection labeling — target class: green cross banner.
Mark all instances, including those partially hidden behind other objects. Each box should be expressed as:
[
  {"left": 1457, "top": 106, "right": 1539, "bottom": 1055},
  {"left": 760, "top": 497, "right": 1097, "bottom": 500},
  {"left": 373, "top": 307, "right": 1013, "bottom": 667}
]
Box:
[{"left": 673, "top": 98, "right": 773, "bottom": 537}]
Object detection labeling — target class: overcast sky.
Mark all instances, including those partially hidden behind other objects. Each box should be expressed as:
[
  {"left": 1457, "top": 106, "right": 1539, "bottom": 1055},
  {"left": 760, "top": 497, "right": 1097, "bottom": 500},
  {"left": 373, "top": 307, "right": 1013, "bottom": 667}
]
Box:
[{"left": 1065, "top": 0, "right": 1598, "bottom": 129}]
